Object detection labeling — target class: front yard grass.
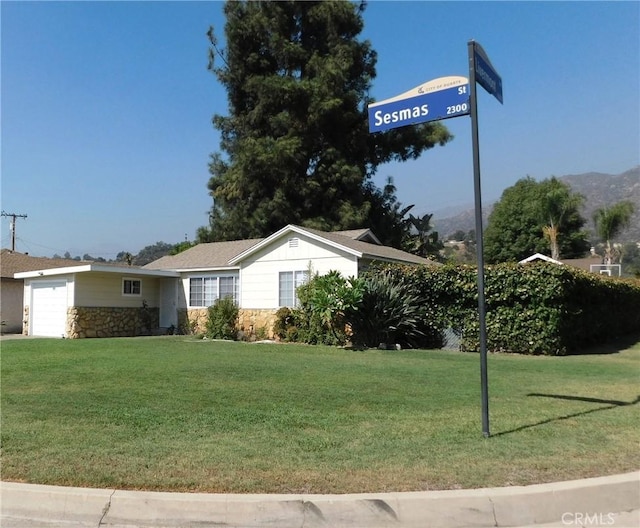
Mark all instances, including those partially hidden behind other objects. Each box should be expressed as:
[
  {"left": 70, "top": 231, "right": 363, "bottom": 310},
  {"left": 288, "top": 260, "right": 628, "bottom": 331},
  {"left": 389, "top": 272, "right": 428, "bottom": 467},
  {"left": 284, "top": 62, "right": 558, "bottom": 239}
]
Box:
[{"left": 1, "top": 336, "right": 638, "bottom": 493}]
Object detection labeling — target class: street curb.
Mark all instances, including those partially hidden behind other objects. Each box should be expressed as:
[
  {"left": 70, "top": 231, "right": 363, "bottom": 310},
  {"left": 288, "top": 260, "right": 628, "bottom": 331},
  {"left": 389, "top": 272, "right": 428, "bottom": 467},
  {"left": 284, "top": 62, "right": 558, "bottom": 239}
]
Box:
[{"left": 2, "top": 471, "right": 638, "bottom": 527}]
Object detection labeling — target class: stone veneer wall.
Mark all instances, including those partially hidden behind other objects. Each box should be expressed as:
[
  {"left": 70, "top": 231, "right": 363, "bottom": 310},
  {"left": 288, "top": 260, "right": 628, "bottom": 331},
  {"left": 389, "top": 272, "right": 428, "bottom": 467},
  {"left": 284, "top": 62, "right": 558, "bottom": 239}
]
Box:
[
  {"left": 66, "top": 306, "right": 159, "bottom": 339},
  {"left": 179, "top": 308, "right": 279, "bottom": 339},
  {"left": 238, "top": 308, "right": 279, "bottom": 339},
  {"left": 179, "top": 308, "right": 208, "bottom": 335}
]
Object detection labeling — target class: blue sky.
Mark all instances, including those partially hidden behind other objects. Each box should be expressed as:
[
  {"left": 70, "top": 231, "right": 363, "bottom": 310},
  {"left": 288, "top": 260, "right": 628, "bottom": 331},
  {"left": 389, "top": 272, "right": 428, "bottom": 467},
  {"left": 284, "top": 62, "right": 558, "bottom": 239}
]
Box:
[{"left": 2, "top": 1, "right": 638, "bottom": 259}]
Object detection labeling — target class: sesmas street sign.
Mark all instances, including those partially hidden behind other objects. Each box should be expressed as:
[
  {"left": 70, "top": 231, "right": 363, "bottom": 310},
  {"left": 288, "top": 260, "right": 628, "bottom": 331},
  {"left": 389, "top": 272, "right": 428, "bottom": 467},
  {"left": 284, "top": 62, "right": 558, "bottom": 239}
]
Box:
[{"left": 368, "top": 76, "right": 470, "bottom": 133}]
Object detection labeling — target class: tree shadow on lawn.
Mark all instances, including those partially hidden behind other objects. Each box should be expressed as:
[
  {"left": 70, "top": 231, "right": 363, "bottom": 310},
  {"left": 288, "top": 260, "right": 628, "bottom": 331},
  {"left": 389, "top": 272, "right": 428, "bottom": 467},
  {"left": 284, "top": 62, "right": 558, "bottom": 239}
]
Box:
[
  {"left": 492, "top": 394, "right": 640, "bottom": 437},
  {"left": 572, "top": 332, "right": 640, "bottom": 355}
]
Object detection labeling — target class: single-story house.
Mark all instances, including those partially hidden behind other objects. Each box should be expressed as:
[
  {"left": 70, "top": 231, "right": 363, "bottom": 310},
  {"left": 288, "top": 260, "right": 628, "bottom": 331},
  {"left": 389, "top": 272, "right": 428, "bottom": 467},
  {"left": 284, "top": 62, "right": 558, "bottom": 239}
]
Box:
[
  {"left": 1, "top": 249, "right": 92, "bottom": 334},
  {"left": 17, "top": 225, "right": 435, "bottom": 338}
]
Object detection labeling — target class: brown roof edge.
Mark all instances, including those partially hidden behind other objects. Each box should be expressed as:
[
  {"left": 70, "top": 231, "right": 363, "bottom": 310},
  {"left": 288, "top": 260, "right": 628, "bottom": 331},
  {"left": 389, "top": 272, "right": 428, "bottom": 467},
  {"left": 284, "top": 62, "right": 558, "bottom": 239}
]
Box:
[{"left": 0, "top": 249, "right": 91, "bottom": 278}]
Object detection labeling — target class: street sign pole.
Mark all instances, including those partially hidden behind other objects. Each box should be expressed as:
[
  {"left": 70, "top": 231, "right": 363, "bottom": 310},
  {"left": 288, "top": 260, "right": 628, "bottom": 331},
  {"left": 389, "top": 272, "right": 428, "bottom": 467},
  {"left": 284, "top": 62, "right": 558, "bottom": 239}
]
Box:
[
  {"left": 367, "top": 41, "right": 502, "bottom": 439},
  {"left": 468, "top": 39, "right": 490, "bottom": 438}
]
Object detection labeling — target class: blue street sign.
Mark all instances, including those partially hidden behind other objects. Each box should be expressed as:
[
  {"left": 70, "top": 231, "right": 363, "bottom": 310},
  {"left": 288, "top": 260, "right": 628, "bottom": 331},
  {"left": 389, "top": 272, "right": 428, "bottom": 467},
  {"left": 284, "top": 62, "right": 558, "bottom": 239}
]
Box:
[
  {"left": 472, "top": 42, "right": 503, "bottom": 104},
  {"left": 368, "top": 76, "right": 470, "bottom": 133}
]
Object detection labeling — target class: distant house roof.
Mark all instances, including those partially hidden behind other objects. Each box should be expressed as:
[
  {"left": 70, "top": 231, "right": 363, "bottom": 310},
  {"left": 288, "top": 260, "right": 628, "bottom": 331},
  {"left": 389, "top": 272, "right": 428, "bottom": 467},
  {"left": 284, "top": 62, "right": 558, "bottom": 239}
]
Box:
[
  {"left": 145, "top": 225, "right": 434, "bottom": 271},
  {"left": 519, "top": 252, "right": 605, "bottom": 272},
  {"left": 0, "top": 249, "right": 87, "bottom": 279},
  {"left": 519, "top": 253, "right": 564, "bottom": 265},
  {"left": 561, "top": 256, "right": 603, "bottom": 271}
]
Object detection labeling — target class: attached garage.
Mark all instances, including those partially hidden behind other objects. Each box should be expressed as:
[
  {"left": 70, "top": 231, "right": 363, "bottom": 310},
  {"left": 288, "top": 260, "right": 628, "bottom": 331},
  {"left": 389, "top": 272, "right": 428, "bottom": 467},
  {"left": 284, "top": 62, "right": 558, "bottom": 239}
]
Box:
[
  {"left": 30, "top": 280, "right": 68, "bottom": 337},
  {"left": 16, "top": 264, "right": 180, "bottom": 338}
]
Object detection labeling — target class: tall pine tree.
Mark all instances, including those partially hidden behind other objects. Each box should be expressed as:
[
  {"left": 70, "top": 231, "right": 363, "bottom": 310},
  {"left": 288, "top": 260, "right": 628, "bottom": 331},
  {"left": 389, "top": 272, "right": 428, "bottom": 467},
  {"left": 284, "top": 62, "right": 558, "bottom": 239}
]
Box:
[{"left": 198, "top": 0, "right": 452, "bottom": 245}]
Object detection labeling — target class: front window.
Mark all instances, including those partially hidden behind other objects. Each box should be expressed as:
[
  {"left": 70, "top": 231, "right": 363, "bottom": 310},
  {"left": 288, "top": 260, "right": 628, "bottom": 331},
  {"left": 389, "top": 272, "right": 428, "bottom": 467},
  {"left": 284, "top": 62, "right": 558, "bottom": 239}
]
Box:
[
  {"left": 219, "top": 276, "right": 237, "bottom": 300},
  {"left": 123, "top": 278, "right": 141, "bottom": 296},
  {"left": 279, "top": 270, "right": 308, "bottom": 307},
  {"left": 189, "top": 276, "right": 238, "bottom": 307}
]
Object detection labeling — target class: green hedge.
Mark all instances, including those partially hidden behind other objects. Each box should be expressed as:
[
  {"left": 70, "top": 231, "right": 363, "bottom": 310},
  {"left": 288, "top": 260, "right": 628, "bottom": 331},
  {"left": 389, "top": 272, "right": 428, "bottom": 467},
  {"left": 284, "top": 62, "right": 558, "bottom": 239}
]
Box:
[{"left": 380, "top": 263, "right": 640, "bottom": 355}]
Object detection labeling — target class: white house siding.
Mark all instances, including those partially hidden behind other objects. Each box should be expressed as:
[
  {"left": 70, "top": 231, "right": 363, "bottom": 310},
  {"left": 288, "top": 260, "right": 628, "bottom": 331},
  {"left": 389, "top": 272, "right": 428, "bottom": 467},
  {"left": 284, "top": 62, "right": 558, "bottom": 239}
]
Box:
[
  {"left": 73, "top": 272, "right": 160, "bottom": 308},
  {"left": 239, "top": 234, "right": 359, "bottom": 309}
]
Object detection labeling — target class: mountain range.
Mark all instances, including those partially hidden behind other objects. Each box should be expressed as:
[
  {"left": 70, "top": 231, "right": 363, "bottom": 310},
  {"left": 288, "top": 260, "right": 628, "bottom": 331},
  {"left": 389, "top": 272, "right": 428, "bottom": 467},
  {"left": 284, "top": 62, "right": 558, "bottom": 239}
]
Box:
[{"left": 433, "top": 167, "right": 640, "bottom": 243}]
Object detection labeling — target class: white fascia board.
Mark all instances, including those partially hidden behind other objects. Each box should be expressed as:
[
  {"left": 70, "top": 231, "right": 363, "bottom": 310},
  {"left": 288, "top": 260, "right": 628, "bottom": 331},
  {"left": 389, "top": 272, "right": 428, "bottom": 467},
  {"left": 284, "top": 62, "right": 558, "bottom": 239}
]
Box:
[
  {"left": 228, "top": 224, "right": 362, "bottom": 265},
  {"left": 89, "top": 265, "right": 181, "bottom": 277},
  {"left": 175, "top": 266, "right": 240, "bottom": 273},
  {"left": 15, "top": 265, "right": 93, "bottom": 279},
  {"left": 15, "top": 264, "right": 180, "bottom": 279}
]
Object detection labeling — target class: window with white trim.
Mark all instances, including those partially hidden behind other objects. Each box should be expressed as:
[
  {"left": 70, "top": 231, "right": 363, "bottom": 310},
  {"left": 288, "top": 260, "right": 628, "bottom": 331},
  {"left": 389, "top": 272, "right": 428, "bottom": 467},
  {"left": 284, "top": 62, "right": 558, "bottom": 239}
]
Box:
[
  {"left": 219, "top": 276, "right": 238, "bottom": 300},
  {"left": 122, "top": 278, "right": 141, "bottom": 296},
  {"left": 279, "top": 270, "right": 308, "bottom": 307},
  {"left": 189, "top": 276, "right": 238, "bottom": 307}
]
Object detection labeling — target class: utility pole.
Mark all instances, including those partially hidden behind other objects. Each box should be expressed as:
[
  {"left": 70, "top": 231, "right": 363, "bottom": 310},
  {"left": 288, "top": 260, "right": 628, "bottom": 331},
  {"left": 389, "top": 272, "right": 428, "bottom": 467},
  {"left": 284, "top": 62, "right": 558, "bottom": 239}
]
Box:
[{"left": 1, "top": 211, "right": 28, "bottom": 251}]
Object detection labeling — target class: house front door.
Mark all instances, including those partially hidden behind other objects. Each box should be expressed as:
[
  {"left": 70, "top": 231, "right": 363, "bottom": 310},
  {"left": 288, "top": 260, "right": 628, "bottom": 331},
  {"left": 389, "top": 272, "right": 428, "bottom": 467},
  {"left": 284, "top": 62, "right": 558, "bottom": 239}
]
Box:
[{"left": 159, "top": 278, "right": 178, "bottom": 329}]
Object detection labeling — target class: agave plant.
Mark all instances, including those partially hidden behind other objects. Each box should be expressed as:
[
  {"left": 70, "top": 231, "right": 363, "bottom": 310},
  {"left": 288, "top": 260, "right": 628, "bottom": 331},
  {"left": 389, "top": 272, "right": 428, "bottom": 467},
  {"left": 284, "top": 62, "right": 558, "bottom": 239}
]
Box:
[{"left": 347, "top": 270, "right": 440, "bottom": 349}]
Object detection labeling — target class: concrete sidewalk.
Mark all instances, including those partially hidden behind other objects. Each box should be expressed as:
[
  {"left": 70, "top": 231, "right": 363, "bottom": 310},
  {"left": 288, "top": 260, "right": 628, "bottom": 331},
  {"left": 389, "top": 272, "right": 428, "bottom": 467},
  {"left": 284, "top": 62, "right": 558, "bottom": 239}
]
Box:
[{"left": 1, "top": 471, "right": 638, "bottom": 528}]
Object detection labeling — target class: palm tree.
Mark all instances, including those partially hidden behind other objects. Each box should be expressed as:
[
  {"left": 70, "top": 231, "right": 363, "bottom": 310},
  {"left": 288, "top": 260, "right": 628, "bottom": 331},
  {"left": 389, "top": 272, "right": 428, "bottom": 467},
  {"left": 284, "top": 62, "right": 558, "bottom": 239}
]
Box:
[
  {"left": 593, "top": 201, "right": 635, "bottom": 265},
  {"left": 539, "top": 178, "right": 584, "bottom": 260},
  {"left": 402, "top": 213, "right": 444, "bottom": 259}
]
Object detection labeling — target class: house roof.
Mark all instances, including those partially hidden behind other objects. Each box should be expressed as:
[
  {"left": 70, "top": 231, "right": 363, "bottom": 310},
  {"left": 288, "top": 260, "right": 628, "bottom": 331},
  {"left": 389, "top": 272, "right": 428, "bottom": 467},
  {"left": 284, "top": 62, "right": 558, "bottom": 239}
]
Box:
[
  {"left": 332, "top": 228, "right": 382, "bottom": 245},
  {"left": 0, "top": 249, "right": 87, "bottom": 279},
  {"left": 145, "top": 226, "right": 434, "bottom": 271},
  {"left": 145, "top": 238, "right": 263, "bottom": 270},
  {"left": 288, "top": 226, "right": 433, "bottom": 266}
]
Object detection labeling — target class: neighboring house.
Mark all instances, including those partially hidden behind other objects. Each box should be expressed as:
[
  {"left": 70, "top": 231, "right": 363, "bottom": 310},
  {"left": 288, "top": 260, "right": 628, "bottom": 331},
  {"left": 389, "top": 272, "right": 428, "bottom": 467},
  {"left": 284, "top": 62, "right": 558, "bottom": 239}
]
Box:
[
  {"left": 518, "top": 253, "right": 564, "bottom": 266},
  {"left": 0, "top": 250, "right": 90, "bottom": 334},
  {"left": 15, "top": 225, "right": 435, "bottom": 338},
  {"left": 519, "top": 252, "right": 609, "bottom": 274}
]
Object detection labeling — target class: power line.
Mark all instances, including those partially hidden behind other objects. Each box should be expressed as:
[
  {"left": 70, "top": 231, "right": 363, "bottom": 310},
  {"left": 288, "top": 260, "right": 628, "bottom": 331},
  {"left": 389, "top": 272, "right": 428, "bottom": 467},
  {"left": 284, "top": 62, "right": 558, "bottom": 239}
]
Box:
[{"left": 1, "top": 211, "right": 28, "bottom": 251}]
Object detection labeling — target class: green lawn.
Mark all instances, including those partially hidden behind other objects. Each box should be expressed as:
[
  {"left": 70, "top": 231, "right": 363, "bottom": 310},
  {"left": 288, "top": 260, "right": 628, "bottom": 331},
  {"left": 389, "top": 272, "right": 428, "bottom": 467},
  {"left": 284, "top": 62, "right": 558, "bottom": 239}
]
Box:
[{"left": 1, "top": 336, "right": 638, "bottom": 493}]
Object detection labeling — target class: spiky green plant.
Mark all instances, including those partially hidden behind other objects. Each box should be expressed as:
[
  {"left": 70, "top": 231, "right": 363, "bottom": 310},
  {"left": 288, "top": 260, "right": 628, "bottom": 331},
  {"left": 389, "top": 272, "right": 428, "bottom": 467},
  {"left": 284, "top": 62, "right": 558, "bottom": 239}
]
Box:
[{"left": 347, "top": 271, "right": 441, "bottom": 349}]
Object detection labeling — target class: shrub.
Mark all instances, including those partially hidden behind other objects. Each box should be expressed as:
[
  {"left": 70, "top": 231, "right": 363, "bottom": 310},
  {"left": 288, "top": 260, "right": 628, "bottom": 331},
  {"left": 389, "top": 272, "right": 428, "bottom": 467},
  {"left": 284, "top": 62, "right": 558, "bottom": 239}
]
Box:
[
  {"left": 273, "top": 307, "right": 295, "bottom": 341},
  {"left": 206, "top": 297, "right": 239, "bottom": 340},
  {"left": 380, "top": 262, "right": 640, "bottom": 355},
  {"left": 292, "top": 271, "right": 363, "bottom": 346},
  {"left": 347, "top": 270, "right": 442, "bottom": 349}
]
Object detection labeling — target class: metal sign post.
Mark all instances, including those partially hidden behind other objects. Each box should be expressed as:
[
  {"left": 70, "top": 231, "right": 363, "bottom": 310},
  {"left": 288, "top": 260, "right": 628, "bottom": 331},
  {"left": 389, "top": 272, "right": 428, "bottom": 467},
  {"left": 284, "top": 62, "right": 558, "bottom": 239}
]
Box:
[
  {"left": 468, "top": 40, "right": 503, "bottom": 438},
  {"left": 367, "top": 41, "right": 502, "bottom": 438}
]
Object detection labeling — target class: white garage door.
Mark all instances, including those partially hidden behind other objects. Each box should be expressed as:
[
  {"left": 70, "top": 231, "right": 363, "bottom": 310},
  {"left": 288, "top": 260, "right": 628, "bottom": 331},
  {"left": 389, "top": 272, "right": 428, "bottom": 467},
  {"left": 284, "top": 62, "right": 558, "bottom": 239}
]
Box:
[{"left": 31, "top": 281, "right": 68, "bottom": 337}]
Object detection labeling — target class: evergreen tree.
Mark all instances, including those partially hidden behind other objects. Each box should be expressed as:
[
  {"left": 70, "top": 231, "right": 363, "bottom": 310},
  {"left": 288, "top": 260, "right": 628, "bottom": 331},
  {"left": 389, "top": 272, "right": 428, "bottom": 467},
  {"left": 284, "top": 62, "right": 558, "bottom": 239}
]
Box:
[
  {"left": 484, "top": 176, "right": 589, "bottom": 263},
  {"left": 198, "top": 0, "right": 452, "bottom": 246}
]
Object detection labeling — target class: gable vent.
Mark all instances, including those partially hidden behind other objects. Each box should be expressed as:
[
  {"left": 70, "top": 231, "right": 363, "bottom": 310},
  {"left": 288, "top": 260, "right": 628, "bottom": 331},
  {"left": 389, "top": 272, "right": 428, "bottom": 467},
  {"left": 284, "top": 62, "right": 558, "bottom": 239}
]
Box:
[{"left": 288, "top": 238, "right": 299, "bottom": 248}]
